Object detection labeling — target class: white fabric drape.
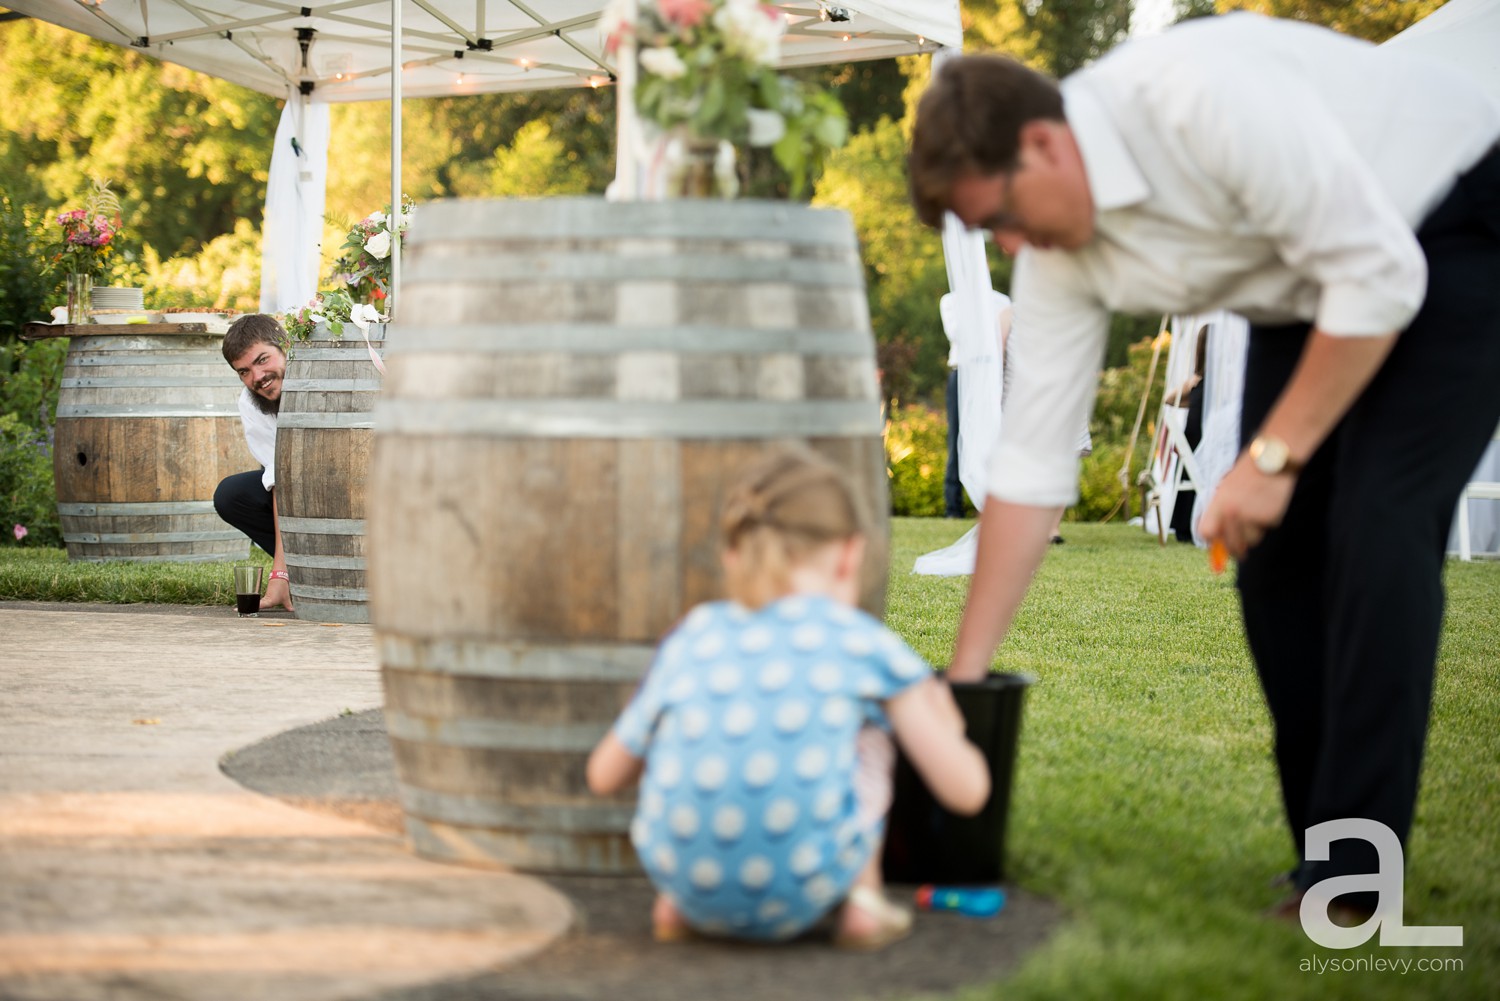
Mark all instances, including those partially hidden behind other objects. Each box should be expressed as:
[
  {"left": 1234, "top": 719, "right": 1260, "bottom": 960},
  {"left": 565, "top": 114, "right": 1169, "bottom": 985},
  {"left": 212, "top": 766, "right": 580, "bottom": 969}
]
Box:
[
  {"left": 912, "top": 209, "right": 1004, "bottom": 575},
  {"left": 1189, "top": 313, "right": 1249, "bottom": 545},
  {"left": 1143, "top": 311, "right": 1247, "bottom": 544},
  {"left": 260, "top": 94, "right": 330, "bottom": 314}
]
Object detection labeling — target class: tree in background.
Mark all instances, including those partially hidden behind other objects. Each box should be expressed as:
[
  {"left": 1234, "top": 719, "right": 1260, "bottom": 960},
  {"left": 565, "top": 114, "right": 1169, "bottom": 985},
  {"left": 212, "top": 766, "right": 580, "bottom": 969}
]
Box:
[
  {"left": 0, "top": 19, "right": 277, "bottom": 260},
  {"left": 1213, "top": 0, "right": 1445, "bottom": 42}
]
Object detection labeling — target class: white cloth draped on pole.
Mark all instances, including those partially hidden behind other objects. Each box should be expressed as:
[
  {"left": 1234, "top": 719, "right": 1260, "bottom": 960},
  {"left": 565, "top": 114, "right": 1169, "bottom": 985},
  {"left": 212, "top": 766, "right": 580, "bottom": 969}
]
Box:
[
  {"left": 1143, "top": 312, "right": 1248, "bottom": 544},
  {"left": 260, "top": 93, "right": 330, "bottom": 315},
  {"left": 1188, "top": 312, "right": 1248, "bottom": 545},
  {"left": 913, "top": 209, "right": 1006, "bottom": 575}
]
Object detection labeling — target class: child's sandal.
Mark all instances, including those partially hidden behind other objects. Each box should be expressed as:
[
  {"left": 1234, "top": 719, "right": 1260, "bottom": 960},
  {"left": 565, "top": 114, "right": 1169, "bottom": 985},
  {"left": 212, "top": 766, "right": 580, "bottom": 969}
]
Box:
[{"left": 832, "top": 885, "right": 913, "bottom": 951}]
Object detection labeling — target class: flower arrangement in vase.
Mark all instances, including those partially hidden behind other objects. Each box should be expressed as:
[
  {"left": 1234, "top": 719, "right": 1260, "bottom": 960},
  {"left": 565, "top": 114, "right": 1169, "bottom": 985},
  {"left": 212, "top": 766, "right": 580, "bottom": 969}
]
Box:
[
  {"left": 47, "top": 179, "right": 122, "bottom": 323},
  {"left": 331, "top": 196, "right": 414, "bottom": 307},
  {"left": 602, "top": 0, "right": 849, "bottom": 197}
]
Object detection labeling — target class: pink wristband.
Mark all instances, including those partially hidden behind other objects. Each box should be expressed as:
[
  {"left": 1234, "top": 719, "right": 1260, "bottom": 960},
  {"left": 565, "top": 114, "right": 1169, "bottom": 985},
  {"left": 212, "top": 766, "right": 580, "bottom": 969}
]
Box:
[{"left": 269, "top": 570, "right": 290, "bottom": 582}]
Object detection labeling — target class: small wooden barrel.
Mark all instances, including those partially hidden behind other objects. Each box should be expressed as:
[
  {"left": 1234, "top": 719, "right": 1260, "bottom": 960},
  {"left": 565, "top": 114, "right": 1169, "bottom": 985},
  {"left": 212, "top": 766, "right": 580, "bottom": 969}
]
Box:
[
  {"left": 369, "top": 198, "right": 890, "bottom": 874},
  {"left": 275, "top": 325, "right": 384, "bottom": 623},
  {"left": 53, "top": 331, "right": 255, "bottom": 562}
]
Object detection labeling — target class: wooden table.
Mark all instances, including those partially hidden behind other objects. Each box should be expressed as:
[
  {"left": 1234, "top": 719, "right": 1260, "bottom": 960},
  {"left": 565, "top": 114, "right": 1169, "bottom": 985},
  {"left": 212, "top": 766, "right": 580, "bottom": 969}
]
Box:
[{"left": 23, "top": 322, "right": 209, "bottom": 340}]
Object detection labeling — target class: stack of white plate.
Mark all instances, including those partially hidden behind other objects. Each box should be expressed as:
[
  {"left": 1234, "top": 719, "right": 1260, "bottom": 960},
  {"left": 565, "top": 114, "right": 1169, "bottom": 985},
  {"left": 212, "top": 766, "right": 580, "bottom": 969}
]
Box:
[{"left": 92, "top": 286, "right": 145, "bottom": 311}]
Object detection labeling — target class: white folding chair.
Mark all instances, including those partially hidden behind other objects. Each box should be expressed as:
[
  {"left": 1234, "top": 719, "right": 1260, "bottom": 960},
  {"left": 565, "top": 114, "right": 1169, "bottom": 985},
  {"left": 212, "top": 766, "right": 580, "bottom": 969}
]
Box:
[{"left": 1455, "top": 422, "right": 1500, "bottom": 561}]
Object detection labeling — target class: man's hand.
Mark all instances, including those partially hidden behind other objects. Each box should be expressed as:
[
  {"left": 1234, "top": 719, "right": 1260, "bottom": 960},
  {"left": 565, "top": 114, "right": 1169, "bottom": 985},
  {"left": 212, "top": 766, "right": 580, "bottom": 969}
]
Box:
[
  {"left": 260, "top": 575, "right": 294, "bottom": 611},
  {"left": 1199, "top": 453, "right": 1297, "bottom": 560}
]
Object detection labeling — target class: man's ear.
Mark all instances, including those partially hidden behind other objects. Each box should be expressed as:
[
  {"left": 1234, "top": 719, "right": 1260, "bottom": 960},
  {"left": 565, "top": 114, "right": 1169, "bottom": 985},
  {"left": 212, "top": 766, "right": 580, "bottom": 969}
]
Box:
[
  {"left": 835, "top": 535, "right": 867, "bottom": 582},
  {"left": 1017, "top": 119, "right": 1063, "bottom": 164}
]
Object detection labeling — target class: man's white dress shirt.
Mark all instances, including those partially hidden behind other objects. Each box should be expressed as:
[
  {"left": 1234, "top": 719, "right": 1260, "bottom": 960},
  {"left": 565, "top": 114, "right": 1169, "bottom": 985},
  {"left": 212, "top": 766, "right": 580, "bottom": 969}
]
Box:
[
  {"left": 992, "top": 12, "right": 1500, "bottom": 506},
  {"left": 237, "top": 387, "right": 278, "bottom": 492}
]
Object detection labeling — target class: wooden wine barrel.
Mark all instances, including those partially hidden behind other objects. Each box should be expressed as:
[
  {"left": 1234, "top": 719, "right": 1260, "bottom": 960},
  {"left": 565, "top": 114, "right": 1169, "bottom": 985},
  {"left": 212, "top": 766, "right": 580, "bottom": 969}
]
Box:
[
  {"left": 368, "top": 198, "right": 889, "bottom": 875},
  {"left": 53, "top": 330, "right": 255, "bottom": 562},
  {"left": 275, "top": 325, "right": 385, "bottom": 623}
]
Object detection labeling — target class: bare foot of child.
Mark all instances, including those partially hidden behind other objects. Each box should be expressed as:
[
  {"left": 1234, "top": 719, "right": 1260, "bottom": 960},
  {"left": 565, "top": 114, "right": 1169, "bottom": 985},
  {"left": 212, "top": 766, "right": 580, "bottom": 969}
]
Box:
[
  {"left": 653, "top": 893, "right": 696, "bottom": 943},
  {"left": 833, "top": 885, "right": 912, "bottom": 951}
]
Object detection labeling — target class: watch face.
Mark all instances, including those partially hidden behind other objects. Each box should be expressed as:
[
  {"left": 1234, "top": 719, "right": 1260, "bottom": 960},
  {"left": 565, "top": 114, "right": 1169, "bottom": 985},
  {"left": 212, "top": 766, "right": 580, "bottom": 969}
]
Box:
[{"left": 1251, "top": 436, "right": 1288, "bottom": 475}]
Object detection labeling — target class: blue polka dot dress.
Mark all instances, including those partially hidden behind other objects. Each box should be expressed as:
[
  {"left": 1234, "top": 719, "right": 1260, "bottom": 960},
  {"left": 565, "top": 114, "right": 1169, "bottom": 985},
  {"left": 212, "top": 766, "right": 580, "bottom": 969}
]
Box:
[{"left": 611, "top": 594, "right": 933, "bottom": 941}]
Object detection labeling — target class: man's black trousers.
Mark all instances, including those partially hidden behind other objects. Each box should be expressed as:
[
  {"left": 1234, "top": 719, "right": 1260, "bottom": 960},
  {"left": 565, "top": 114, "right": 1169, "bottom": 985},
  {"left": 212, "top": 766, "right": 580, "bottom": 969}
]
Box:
[
  {"left": 945, "top": 368, "right": 964, "bottom": 518},
  {"left": 1237, "top": 145, "right": 1500, "bottom": 901},
  {"left": 214, "top": 470, "right": 276, "bottom": 557}
]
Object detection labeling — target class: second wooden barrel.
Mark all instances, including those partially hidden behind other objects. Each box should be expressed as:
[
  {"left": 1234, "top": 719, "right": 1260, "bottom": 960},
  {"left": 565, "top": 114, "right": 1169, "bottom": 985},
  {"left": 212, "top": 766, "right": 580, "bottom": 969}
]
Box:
[
  {"left": 275, "top": 324, "right": 385, "bottom": 623},
  {"left": 53, "top": 330, "right": 255, "bottom": 562},
  {"left": 369, "top": 198, "right": 890, "bottom": 873}
]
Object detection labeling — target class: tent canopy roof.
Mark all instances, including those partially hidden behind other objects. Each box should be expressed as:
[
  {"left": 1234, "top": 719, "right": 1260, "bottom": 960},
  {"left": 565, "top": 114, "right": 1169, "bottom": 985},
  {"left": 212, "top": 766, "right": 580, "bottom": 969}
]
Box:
[{"left": 7, "top": 0, "right": 960, "bottom": 102}]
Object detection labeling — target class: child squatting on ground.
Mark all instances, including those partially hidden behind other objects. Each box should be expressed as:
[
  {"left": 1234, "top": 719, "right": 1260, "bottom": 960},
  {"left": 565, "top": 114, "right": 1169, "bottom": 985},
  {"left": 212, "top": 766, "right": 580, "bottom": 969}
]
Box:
[{"left": 587, "top": 447, "right": 991, "bottom": 950}]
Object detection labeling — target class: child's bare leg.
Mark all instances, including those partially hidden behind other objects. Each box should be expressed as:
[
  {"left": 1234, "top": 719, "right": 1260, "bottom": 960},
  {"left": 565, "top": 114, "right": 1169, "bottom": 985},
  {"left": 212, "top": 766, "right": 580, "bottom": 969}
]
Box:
[
  {"left": 653, "top": 893, "right": 693, "bottom": 943},
  {"left": 834, "top": 727, "right": 911, "bottom": 949}
]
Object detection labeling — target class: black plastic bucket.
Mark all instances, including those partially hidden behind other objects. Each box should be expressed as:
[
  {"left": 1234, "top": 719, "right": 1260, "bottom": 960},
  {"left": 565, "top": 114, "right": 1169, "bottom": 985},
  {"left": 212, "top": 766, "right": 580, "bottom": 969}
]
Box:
[{"left": 882, "top": 672, "right": 1034, "bottom": 884}]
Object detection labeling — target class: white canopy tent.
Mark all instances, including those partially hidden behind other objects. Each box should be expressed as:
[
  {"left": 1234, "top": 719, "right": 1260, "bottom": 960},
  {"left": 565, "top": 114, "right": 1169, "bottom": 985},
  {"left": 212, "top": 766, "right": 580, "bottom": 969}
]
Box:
[{"left": 7, "top": 0, "right": 961, "bottom": 308}]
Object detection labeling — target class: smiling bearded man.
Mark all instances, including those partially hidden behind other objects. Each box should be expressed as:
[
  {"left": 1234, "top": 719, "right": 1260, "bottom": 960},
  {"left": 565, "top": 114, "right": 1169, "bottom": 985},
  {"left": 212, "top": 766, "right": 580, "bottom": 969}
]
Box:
[{"left": 213, "top": 314, "right": 294, "bottom": 611}]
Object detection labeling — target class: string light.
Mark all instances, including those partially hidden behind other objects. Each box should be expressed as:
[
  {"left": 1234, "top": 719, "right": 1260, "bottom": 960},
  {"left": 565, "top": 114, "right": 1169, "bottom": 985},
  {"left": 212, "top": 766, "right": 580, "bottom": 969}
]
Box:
[{"left": 841, "top": 33, "right": 851, "bottom": 42}]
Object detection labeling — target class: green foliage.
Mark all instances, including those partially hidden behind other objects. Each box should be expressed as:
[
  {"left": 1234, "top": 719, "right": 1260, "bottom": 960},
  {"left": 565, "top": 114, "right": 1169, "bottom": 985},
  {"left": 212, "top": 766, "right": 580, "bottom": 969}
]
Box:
[
  {"left": 0, "top": 337, "right": 67, "bottom": 432},
  {"left": 967, "top": 0, "right": 1132, "bottom": 77},
  {"left": 0, "top": 413, "right": 60, "bottom": 547},
  {"left": 885, "top": 403, "right": 950, "bottom": 517},
  {"left": 815, "top": 117, "right": 984, "bottom": 402},
  {"left": 0, "top": 188, "right": 57, "bottom": 338},
  {"left": 138, "top": 218, "right": 262, "bottom": 310},
  {"left": 483, "top": 120, "right": 596, "bottom": 198},
  {"left": 1073, "top": 440, "right": 1131, "bottom": 522},
  {"left": 0, "top": 20, "right": 278, "bottom": 259}
]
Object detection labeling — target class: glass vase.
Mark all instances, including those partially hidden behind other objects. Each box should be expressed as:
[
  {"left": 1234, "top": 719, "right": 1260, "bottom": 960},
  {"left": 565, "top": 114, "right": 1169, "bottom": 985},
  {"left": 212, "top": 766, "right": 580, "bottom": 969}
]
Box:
[
  {"left": 669, "top": 135, "right": 740, "bottom": 199},
  {"left": 66, "top": 273, "right": 93, "bottom": 325}
]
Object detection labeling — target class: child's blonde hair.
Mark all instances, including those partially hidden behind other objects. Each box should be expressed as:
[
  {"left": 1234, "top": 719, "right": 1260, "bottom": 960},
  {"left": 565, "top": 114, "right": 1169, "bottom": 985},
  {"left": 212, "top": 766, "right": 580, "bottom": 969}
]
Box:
[{"left": 720, "top": 446, "right": 869, "bottom": 609}]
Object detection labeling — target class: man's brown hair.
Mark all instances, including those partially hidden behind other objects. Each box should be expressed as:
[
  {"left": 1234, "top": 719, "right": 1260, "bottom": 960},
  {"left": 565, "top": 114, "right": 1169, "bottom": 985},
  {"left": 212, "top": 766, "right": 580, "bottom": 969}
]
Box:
[
  {"left": 222, "top": 314, "right": 289, "bottom": 366},
  {"left": 908, "top": 54, "right": 1065, "bottom": 228}
]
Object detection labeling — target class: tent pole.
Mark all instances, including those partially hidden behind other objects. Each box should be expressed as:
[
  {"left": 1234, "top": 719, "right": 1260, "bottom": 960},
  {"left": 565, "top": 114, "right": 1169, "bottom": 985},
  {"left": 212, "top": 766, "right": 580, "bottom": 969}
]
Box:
[
  {"left": 390, "top": 0, "right": 403, "bottom": 317},
  {"left": 612, "top": 0, "right": 638, "bottom": 200}
]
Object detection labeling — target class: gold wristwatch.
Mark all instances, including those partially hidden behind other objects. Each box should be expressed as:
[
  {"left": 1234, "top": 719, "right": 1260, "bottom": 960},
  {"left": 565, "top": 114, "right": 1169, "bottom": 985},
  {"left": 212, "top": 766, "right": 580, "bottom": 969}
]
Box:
[{"left": 1248, "top": 434, "right": 1303, "bottom": 476}]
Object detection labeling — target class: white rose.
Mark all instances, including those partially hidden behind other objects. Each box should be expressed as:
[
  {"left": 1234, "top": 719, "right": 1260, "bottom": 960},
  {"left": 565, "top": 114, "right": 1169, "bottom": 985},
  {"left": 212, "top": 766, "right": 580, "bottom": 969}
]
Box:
[
  {"left": 714, "top": 0, "right": 783, "bottom": 65},
  {"left": 365, "top": 210, "right": 387, "bottom": 227},
  {"left": 364, "top": 230, "right": 392, "bottom": 260},
  {"left": 348, "top": 302, "right": 385, "bottom": 331},
  {"left": 746, "top": 108, "right": 785, "bottom": 147},
  {"left": 639, "top": 45, "right": 688, "bottom": 80},
  {"left": 599, "top": 0, "right": 629, "bottom": 44}
]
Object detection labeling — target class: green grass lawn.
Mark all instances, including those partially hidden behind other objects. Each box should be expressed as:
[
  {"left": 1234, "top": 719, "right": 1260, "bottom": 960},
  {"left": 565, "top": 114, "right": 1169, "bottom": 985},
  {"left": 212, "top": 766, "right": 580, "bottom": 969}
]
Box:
[
  {"left": 892, "top": 519, "right": 1498, "bottom": 1001},
  {"left": 2, "top": 522, "right": 1496, "bottom": 997},
  {"left": 0, "top": 545, "right": 267, "bottom": 604}
]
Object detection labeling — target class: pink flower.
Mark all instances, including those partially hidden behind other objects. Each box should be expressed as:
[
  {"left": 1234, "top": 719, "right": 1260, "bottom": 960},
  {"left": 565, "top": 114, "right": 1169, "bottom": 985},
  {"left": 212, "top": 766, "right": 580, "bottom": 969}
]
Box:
[
  {"left": 12, "top": 524, "right": 26, "bottom": 541},
  {"left": 658, "top": 0, "right": 712, "bottom": 28}
]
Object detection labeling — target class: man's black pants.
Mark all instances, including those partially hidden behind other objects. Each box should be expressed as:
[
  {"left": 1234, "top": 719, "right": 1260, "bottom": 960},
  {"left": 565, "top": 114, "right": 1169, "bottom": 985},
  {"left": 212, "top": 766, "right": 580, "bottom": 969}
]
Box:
[
  {"left": 1238, "top": 146, "right": 1500, "bottom": 900},
  {"left": 214, "top": 470, "right": 276, "bottom": 556},
  {"left": 944, "top": 368, "right": 964, "bottom": 517}
]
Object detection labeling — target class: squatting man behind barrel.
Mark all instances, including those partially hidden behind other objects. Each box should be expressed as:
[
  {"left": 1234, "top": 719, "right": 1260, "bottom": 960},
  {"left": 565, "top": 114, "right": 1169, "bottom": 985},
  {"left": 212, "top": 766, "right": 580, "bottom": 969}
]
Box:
[
  {"left": 213, "top": 314, "right": 294, "bottom": 611},
  {"left": 909, "top": 13, "right": 1500, "bottom": 924},
  {"left": 588, "top": 447, "right": 989, "bottom": 949}
]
